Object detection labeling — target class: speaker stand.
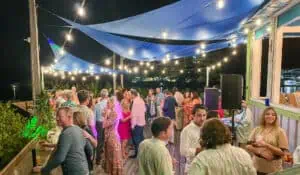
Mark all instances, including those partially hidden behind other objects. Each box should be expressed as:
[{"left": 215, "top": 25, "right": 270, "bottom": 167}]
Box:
[{"left": 230, "top": 109, "right": 237, "bottom": 145}]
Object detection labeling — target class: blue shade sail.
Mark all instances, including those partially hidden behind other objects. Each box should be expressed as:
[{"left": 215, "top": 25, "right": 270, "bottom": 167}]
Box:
[
  {"left": 59, "top": 17, "right": 244, "bottom": 61},
  {"left": 48, "top": 38, "right": 116, "bottom": 74},
  {"left": 85, "top": 0, "right": 266, "bottom": 41}
]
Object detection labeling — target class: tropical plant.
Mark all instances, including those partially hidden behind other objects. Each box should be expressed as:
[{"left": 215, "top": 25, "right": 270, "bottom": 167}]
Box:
[{"left": 0, "top": 103, "right": 29, "bottom": 169}]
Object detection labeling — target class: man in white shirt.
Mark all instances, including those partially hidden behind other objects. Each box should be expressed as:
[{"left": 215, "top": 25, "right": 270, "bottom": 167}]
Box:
[{"left": 180, "top": 104, "right": 207, "bottom": 173}]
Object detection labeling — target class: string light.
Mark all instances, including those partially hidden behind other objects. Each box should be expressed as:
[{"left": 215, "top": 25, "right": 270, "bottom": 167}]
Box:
[
  {"left": 212, "top": 65, "right": 216, "bottom": 70},
  {"left": 112, "top": 73, "right": 117, "bottom": 77},
  {"left": 54, "top": 59, "right": 58, "bottom": 63},
  {"left": 144, "top": 70, "right": 148, "bottom": 74},
  {"left": 162, "top": 31, "right": 168, "bottom": 39},
  {"left": 162, "top": 70, "right": 166, "bottom": 74},
  {"left": 217, "top": 0, "right": 225, "bottom": 9},
  {"left": 255, "top": 19, "right": 262, "bottom": 26},
  {"left": 82, "top": 76, "right": 86, "bottom": 81},
  {"left": 77, "top": 7, "right": 86, "bottom": 17},
  {"left": 200, "top": 43, "right": 206, "bottom": 49},
  {"left": 95, "top": 76, "right": 100, "bottom": 80},
  {"left": 128, "top": 69, "right": 132, "bottom": 74},
  {"left": 217, "top": 62, "right": 222, "bottom": 67},
  {"left": 175, "top": 60, "right": 179, "bottom": 65},
  {"left": 71, "top": 76, "right": 75, "bottom": 81},
  {"left": 118, "top": 65, "right": 123, "bottom": 70},
  {"left": 162, "top": 59, "right": 167, "bottom": 64},
  {"left": 140, "top": 61, "right": 144, "bottom": 66},
  {"left": 202, "top": 53, "right": 206, "bottom": 57},
  {"left": 128, "top": 48, "right": 134, "bottom": 56},
  {"left": 78, "top": 70, "right": 82, "bottom": 74},
  {"left": 68, "top": 72, "right": 72, "bottom": 75},
  {"left": 59, "top": 49, "right": 65, "bottom": 56},
  {"left": 61, "top": 76, "right": 65, "bottom": 80},
  {"left": 244, "top": 28, "right": 249, "bottom": 34},
  {"left": 66, "top": 33, "right": 73, "bottom": 41},
  {"left": 150, "top": 66, "right": 154, "bottom": 70},
  {"left": 232, "top": 50, "right": 237, "bottom": 55},
  {"left": 196, "top": 48, "right": 201, "bottom": 54},
  {"left": 180, "top": 69, "right": 184, "bottom": 74},
  {"left": 146, "top": 62, "right": 150, "bottom": 67},
  {"left": 232, "top": 43, "right": 237, "bottom": 48},
  {"left": 53, "top": 72, "right": 58, "bottom": 77},
  {"left": 266, "top": 26, "right": 272, "bottom": 33},
  {"left": 133, "top": 67, "right": 139, "bottom": 73},
  {"left": 105, "top": 59, "right": 111, "bottom": 65},
  {"left": 223, "top": 57, "right": 228, "bottom": 62},
  {"left": 197, "top": 68, "right": 201, "bottom": 72}
]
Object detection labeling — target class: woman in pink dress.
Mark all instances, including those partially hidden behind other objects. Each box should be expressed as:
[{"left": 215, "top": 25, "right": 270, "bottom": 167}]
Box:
[{"left": 118, "top": 92, "right": 132, "bottom": 159}]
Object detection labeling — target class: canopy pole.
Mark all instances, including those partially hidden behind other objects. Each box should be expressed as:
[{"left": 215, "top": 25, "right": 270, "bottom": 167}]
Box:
[
  {"left": 120, "top": 57, "right": 124, "bottom": 88},
  {"left": 29, "top": 0, "right": 41, "bottom": 104},
  {"left": 206, "top": 67, "right": 210, "bottom": 87},
  {"left": 113, "top": 53, "right": 117, "bottom": 92}
]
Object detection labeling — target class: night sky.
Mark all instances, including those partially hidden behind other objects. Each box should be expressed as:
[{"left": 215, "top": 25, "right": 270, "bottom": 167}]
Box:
[{"left": 1, "top": 0, "right": 298, "bottom": 101}]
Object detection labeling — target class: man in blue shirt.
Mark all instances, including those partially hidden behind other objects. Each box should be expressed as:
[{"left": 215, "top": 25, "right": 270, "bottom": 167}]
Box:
[{"left": 94, "top": 89, "right": 109, "bottom": 165}]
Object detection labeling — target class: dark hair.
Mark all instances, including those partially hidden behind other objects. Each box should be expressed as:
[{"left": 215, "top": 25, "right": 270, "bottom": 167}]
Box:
[
  {"left": 77, "top": 90, "right": 90, "bottom": 104},
  {"left": 116, "top": 91, "right": 124, "bottom": 102},
  {"left": 192, "top": 104, "right": 207, "bottom": 115},
  {"left": 192, "top": 91, "right": 199, "bottom": 100},
  {"left": 207, "top": 111, "right": 219, "bottom": 119},
  {"left": 200, "top": 119, "right": 232, "bottom": 149},
  {"left": 164, "top": 90, "right": 172, "bottom": 95},
  {"left": 151, "top": 117, "right": 172, "bottom": 137}
]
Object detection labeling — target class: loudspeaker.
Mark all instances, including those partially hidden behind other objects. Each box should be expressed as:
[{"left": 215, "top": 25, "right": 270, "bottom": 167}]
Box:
[
  {"left": 221, "top": 74, "right": 243, "bottom": 109},
  {"left": 204, "top": 88, "right": 220, "bottom": 110}
]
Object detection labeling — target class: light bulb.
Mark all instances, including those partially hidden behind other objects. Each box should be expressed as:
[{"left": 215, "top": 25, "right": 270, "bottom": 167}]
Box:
[
  {"left": 217, "top": 0, "right": 225, "bottom": 9},
  {"left": 66, "top": 33, "right": 73, "bottom": 41},
  {"left": 77, "top": 7, "right": 86, "bottom": 17}
]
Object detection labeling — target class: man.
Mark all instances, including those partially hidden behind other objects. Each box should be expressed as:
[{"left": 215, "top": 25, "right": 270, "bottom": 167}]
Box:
[
  {"left": 61, "top": 89, "right": 77, "bottom": 108},
  {"left": 155, "top": 88, "right": 164, "bottom": 117},
  {"left": 180, "top": 104, "right": 207, "bottom": 173},
  {"left": 130, "top": 89, "right": 146, "bottom": 158},
  {"left": 188, "top": 119, "right": 256, "bottom": 175},
  {"left": 32, "top": 107, "right": 90, "bottom": 174},
  {"left": 75, "top": 90, "right": 94, "bottom": 131},
  {"left": 235, "top": 100, "right": 253, "bottom": 149},
  {"left": 138, "top": 117, "right": 174, "bottom": 175},
  {"left": 94, "top": 89, "right": 109, "bottom": 165},
  {"left": 163, "top": 90, "right": 177, "bottom": 120}
]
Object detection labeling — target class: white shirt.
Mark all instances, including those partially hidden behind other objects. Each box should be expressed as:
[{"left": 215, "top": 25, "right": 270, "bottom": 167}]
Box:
[
  {"left": 293, "top": 145, "right": 300, "bottom": 165},
  {"left": 180, "top": 121, "right": 201, "bottom": 172},
  {"left": 174, "top": 91, "right": 184, "bottom": 106},
  {"left": 188, "top": 144, "right": 256, "bottom": 175},
  {"left": 236, "top": 108, "right": 253, "bottom": 143}
]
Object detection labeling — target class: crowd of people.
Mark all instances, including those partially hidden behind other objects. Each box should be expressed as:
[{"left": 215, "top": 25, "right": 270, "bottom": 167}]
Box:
[{"left": 31, "top": 86, "right": 298, "bottom": 175}]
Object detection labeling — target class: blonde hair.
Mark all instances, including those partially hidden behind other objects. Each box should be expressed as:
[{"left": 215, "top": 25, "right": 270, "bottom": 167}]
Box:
[
  {"left": 259, "top": 107, "right": 279, "bottom": 128},
  {"left": 57, "top": 107, "right": 73, "bottom": 118},
  {"left": 73, "top": 111, "right": 87, "bottom": 128}
]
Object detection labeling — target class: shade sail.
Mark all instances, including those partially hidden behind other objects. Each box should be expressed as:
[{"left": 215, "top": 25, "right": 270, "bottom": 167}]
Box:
[
  {"left": 86, "top": 0, "right": 266, "bottom": 41},
  {"left": 59, "top": 17, "right": 244, "bottom": 61},
  {"left": 48, "top": 38, "right": 116, "bottom": 74}
]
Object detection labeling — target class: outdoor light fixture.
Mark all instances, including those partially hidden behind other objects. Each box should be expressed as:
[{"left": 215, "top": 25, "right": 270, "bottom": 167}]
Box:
[
  {"left": 128, "top": 48, "right": 134, "bottom": 56},
  {"left": 232, "top": 50, "right": 237, "bottom": 55},
  {"left": 105, "top": 59, "right": 111, "bottom": 65},
  {"left": 217, "top": 62, "right": 222, "bottom": 67},
  {"left": 232, "top": 43, "right": 237, "bottom": 48},
  {"left": 68, "top": 72, "right": 72, "bottom": 75},
  {"left": 202, "top": 53, "right": 206, "bottom": 57},
  {"left": 175, "top": 60, "right": 179, "bottom": 65},
  {"left": 196, "top": 48, "right": 201, "bottom": 54},
  {"left": 244, "top": 28, "right": 249, "bottom": 34},
  {"left": 217, "top": 0, "right": 225, "bottom": 9},
  {"left": 146, "top": 62, "right": 150, "bottom": 67},
  {"left": 77, "top": 7, "right": 86, "bottom": 17},
  {"left": 150, "top": 66, "right": 154, "bottom": 70},
  {"left": 162, "top": 70, "right": 166, "bottom": 74},
  {"left": 95, "top": 76, "right": 100, "bottom": 80},
  {"left": 71, "top": 76, "right": 75, "bottom": 81},
  {"left": 118, "top": 65, "right": 123, "bottom": 70},
  {"left": 223, "top": 57, "right": 228, "bottom": 62},
  {"left": 144, "top": 70, "right": 148, "bottom": 74},
  {"left": 140, "top": 61, "right": 144, "bottom": 66},
  {"left": 128, "top": 69, "right": 132, "bottom": 74},
  {"left": 212, "top": 65, "right": 216, "bottom": 70},
  {"left": 124, "top": 65, "right": 128, "bottom": 70},
  {"left": 133, "top": 67, "right": 139, "bottom": 73},
  {"left": 66, "top": 33, "right": 73, "bottom": 41},
  {"left": 180, "top": 69, "right": 184, "bottom": 74},
  {"left": 82, "top": 77, "right": 86, "bottom": 81},
  {"left": 162, "top": 59, "right": 167, "bottom": 64},
  {"left": 255, "top": 19, "right": 262, "bottom": 26}
]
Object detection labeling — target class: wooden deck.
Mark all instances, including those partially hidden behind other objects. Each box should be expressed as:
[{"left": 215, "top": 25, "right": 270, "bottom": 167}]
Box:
[{"left": 94, "top": 123, "right": 186, "bottom": 175}]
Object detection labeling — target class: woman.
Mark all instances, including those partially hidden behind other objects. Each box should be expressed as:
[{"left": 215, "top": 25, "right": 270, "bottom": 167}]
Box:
[
  {"left": 191, "top": 91, "right": 202, "bottom": 106},
  {"left": 73, "top": 111, "right": 98, "bottom": 174},
  {"left": 103, "top": 98, "right": 123, "bottom": 175},
  {"left": 182, "top": 91, "right": 192, "bottom": 127},
  {"left": 118, "top": 98, "right": 132, "bottom": 159},
  {"left": 188, "top": 119, "right": 256, "bottom": 175},
  {"left": 246, "top": 107, "right": 289, "bottom": 175}
]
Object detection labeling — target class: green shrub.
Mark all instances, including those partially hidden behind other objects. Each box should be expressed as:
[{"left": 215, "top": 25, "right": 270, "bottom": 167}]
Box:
[{"left": 0, "top": 103, "right": 29, "bottom": 169}]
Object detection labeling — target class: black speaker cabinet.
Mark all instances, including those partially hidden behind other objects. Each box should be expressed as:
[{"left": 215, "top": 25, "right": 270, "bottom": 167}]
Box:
[
  {"left": 204, "top": 88, "right": 220, "bottom": 110},
  {"left": 221, "top": 74, "right": 243, "bottom": 109}
]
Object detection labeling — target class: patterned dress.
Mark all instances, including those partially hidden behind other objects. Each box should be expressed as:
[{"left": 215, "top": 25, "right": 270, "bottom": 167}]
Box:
[
  {"left": 182, "top": 98, "right": 192, "bottom": 127},
  {"left": 104, "top": 109, "right": 123, "bottom": 175}
]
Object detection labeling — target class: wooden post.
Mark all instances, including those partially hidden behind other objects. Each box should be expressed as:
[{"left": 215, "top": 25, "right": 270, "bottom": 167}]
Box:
[
  {"left": 120, "top": 57, "right": 124, "bottom": 88},
  {"left": 113, "top": 53, "right": 117, "bottom": 92},
  {"left": 28, "top": 0, "right": 41, "bottom": 103},
  {"left": 267, "top": 18, "right": 277, "bottom": 98},
  {"left": 245, "top": 32, "right": 253, "bottom": 102},
  {"left": 206, "top": 67, "right": 210, "bottom": 87}
]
